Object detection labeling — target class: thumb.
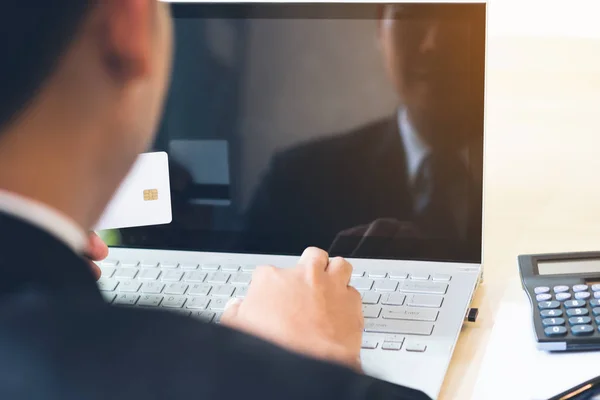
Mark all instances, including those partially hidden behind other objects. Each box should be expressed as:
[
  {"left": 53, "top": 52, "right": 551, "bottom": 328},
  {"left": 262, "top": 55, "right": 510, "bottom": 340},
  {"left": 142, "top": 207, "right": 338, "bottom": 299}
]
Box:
[{"left": 221, "top": 298, "right": 243, "bottom": 325}]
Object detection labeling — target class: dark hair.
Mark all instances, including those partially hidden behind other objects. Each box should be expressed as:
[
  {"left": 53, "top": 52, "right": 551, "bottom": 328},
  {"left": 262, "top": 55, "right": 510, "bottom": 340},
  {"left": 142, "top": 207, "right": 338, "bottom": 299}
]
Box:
[{"left": 0, "top": 2, "right": 95, "bottom": 132}]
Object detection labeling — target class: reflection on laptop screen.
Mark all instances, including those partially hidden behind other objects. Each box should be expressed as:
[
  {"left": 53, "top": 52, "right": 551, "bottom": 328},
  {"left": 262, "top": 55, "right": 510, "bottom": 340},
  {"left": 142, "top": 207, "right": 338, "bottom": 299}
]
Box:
[{"left": 115, "top": 3, "right": 486, "bottom": 263}]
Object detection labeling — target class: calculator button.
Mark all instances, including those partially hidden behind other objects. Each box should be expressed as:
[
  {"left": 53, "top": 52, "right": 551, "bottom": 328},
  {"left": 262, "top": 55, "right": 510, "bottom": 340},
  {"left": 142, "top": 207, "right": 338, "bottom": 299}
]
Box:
[
  {"left": 573, "top": 285, "right": 589, "bottom": 292},
  {"left": 553, "top": 286, "right": 569, "bottom": 293},
  {"left": 591, "top": 300, "right": 600, "bottom": 307},
  {"left": 555, "top": 293, "right": 572, "bottom": 301},
  {"left": 564, "top": 300, "right": 586, "bottom": 308},
  {"left": 542, "top": 317, "right": 565, "bottom": 327},
  {"left": 592, "top": 284, "right": 600, "bottom": 292},
  {"left": 593, "top": 308, "right": 600, "bottom": 316},
  {"left": 569, "top": 316, "right": 592, "bottom": 326},
  {"left": 534, "top": 286, "right": 550, "bottom": 294},
  {"left": 566, "top": 308, "right": 589, "bottom": 317},
  {"left": 575, "top": 292, "right": 591, "bottom": 300},
  {"left": 538, "top": 301, "right": 560, "bottom": 310},
  {"left": 536, "top": 294, "right": 552, "bottom": 302},
  {"left": 544, "top": 326, "right": 567, "bottom": 337},
  {"left": 571, "top": 325, "right": 594, "bottom": 336},
  {"left": 541, "top": 309, "right": 563, "bottom": 318}
]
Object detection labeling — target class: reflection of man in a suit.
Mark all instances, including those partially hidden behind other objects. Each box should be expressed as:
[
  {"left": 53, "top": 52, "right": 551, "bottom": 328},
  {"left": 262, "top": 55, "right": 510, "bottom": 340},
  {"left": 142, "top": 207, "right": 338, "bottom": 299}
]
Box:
[{"left": 244, "top": 4, "right": 485, "bottom": 261}]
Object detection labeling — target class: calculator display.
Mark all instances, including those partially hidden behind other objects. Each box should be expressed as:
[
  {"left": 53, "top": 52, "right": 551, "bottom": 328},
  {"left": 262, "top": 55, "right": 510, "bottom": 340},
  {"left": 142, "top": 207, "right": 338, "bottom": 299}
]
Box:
[{"left": 538, "top": 259, "right": 600, "bottom": 275}]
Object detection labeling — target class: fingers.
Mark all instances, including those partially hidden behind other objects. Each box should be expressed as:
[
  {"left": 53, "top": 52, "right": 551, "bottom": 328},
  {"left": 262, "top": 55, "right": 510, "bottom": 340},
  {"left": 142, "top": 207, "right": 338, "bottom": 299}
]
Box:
[
  {"left": 298, "top": 247, "right": 329, "bottom": 271},
  {"left": 88, "top": 261, "right": 102, "bottom": 281},
  {"left": 221, "top": 298, "right": 243, "bottom": 326},
  {"left": 326, "top": 257, "right": 353, "bottom": 285},
  {"left": 86, "top": 232, "right": 109, "bottom": 261}
]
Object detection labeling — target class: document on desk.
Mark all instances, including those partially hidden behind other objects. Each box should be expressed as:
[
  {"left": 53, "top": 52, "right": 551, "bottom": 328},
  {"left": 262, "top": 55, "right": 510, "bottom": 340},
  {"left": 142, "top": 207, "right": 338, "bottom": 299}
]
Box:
[{"left": 473, "top": 295, "right": 600, "bottom": 400}]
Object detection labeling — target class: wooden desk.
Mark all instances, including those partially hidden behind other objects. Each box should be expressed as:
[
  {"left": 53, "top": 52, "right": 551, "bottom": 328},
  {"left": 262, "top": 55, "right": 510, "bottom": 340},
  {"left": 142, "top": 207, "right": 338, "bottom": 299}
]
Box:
[{"left": 436, "top": 13, "right": 600, "bottom": 399}]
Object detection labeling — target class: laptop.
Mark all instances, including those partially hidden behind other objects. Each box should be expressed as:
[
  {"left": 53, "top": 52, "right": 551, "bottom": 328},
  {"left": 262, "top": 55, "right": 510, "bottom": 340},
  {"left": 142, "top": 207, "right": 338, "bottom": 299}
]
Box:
[{"left": 98, "top": 3, "right": 487, "bottom": 399}]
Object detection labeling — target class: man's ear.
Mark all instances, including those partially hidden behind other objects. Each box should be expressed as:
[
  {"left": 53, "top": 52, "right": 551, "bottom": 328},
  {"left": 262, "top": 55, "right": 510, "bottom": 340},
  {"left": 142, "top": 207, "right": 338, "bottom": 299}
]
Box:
[{"left": 101, "top": 0, "right": 154, "bottom": 82}]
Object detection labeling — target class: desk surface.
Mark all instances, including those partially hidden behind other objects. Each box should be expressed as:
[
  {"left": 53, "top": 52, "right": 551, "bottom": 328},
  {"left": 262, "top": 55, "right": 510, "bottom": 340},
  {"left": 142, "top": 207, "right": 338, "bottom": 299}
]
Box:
[{"left": 435, "top": 5, "right": 600, "bottom": 398}]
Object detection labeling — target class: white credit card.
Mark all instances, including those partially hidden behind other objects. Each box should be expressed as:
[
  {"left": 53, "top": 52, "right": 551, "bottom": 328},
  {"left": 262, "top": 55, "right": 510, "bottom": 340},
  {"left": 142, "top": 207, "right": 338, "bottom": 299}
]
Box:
[{"left": 95, "top": 152, "right": 172, "bottom": 231}]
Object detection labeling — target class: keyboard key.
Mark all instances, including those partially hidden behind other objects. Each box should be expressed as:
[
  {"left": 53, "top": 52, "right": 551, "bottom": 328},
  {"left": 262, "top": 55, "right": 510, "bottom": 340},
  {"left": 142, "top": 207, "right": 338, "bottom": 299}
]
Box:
[
  {"left": 373, "top": 280, "right": 398, "bottom": 292},
  {"left": 209, "top": 298, "right": 229, "bottom": 311},
  {"left": 564, "top": 300, "right": 586, "bottom": 308},
  {"left": 405, "top": 343, "right": 427, "bottom": 352},
  {"left": 180, "top": 264, "right": 199, "bottom": 270},
  {"left": 538, "top": 301, "right": 560, "bottom": 310},
  {"left": 592, "top": 300, "right": 600, "bottom": 307},
  {"left": 569, "top": 316, "right": 592, "bottom": 326},
  {"left": 534, "top": 286, "right": 550, "bottom": 294},
  {"left": 141, "top": 282, "right": 165, "bottom": 294},
  {"left": 101, "top": 292, "right": 116, "bottom": 304},
  {"left": 119, "top": 261, "right": 139, "bottom": 267},
  {"left": 97, "top": 279, "right": 118, "bottom": 292},
  {"left": 571, "top": 325, "right": 594, "bottom": 336},
  {"left": 139, "top": 269, "right": 161, "bottom": 281},
  {"left": 114, "top": 293, "right": 139, "bottom": 306},
  {"left": 191, "top": 311, "right": 215, "bottom": 322},
  {"left": 242, "top": 265, "right": 257, "bottom": 272},
  {"left": 162, "top": 270, "right": 184, "bottom": 282},
  {"left": 596, "top": 317, "right": 600, "bottom": 325},
  {"left": 432, "top": 274, "right": 451, "bottom": 282},
  {"left": 350, "top": 278, "right": 374, "bottom": 291},
  {"left": 206, "top": 272, "right": 230, "bottom": 284},
  {"left": 398, "top": 281, "right": 448, "bottom": 295},
  {"left": 138, "top": 295, "right": 162, "bottom": 307},
  {"left": 161, "top": 295, "right": 186, "bottom": 308},
  {"left": 164, "top": 283, "right": 189, "bottom": 295},
  {"left": 364, "top": 320, "right": 434, "bottom": 336},
  {"left": 221, "top": 264, "right": 240, "bottom": 272},
  {"left": 573, "top": 285, "right": 589, "bottom": 292},
  {"left": 361, "top": 339, "right": 378, "bottom": 349},
  {"left": 234, "top": 286, "right": 248, "bottom": 298},
  {"left": 201, "top": 264, "right": 220, "bottom": 271},
  {"left": 536, "top": 294, "right": 552, "bottom": 302},
  {"left": 542, "top": 318, "right": 565, "bottom": 326},
  {"left": 114, "top": 268, "right": 138, "bottom": 280},
  {"left": 595, "top": 292, "right": 600, "bottom": 299},
  {"left": 174, "top": 310, "right": 191, "bottom": 317},
  {"left": 230, "top": 273, "right": 252, "bottom": 285},
  {"left": 382, "top": 307, "right": 438, "bottom": 322},
  {"left": 575, "top": 292, "right": 591, "bottom": 300},
  {"left": 592, "top": 284, "right": 600, "bottom": 292},
  {"left": 540, "top": 309, "right": 563, "bottom": 318},
  {"left": 214, "top": 313, "right": 223, "bottom": 324},
  {"left": 119, "top": 280, "right": 142, "bottom": 293},
  {"left": 389, "top": 271, "right": 409, "bottom": 280},
  {"left": 100, "top": 267, "right": 116, "bottom": 278},
  {"left": 140, "top": 261, "right": 159, "bottom": 268},
  {"left": 160, "top": 262, "right": 178, "bottom": 269},
  {"left": 593, "top": 307, "right": 600, "bottom": 316},
  {"left": 566, "top": 308, "right": 589, "bottom": 317},
  {"left": 406, "top": 294, "right": 444, "bottom": 308},
  {"left": 212, "top": 285, "right": 235, "bottom": 297},
  {"left": 102, "top": 259, "right": 119, "bottom": 267},
  {"left": 556, "top": 293, "right": 572, "bottom": 301},
  {"left": 351, "top": 270, "right": 365, "bottom": 277},
  {"left": 544, "top": 326, "right": 567, "bottom": 337},
  {"left": 188, "top": 283, "right": 212, "bottom": 296},
  {"left": 362, "top": 305, "right": 382, "bottom": 319},
  {"left": 382, "top": 341, "right": 402, "bottom": 351},
  {"left": 553, "top": 286, "right": 569, "bottom": 293},
  {"left": 186, "top": 296, "right": 211, "bottom": 309},
  {"left": 362, "top": 292, "right": 381, "bottom": 305},
  {"left": 410, "top": 273, "right": 430, "bottom": 281},
  {"left": 368, "top": 270, "right": 387, "bottom": 278},
  {"left": 184, "top": 271, "right": 207, "bottom": 283},
  {"left": 381, "top": 293, "right": 406, "bottom": 306}
]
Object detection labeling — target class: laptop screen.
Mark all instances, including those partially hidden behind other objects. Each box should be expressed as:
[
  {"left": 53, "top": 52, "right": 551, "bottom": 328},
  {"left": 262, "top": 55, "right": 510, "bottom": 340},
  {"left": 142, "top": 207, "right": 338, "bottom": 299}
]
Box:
[{"left": 110, "top": 2, "right": 486, "bottom": 263}]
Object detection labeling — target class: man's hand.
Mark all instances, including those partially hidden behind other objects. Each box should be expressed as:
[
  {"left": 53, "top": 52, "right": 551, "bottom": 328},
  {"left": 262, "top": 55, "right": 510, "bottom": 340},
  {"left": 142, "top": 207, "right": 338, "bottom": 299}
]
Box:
[
  {"left": 86, "top": 232, "right": 109, "bottom": 280},
  {"left": 221, "top": 247, "right": 363, "bottom": 371}
]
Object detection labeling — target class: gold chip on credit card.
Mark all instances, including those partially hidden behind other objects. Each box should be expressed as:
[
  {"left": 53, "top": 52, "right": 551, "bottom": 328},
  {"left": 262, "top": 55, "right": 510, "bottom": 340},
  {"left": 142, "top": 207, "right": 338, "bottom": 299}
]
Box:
[{"left": 143, "top": 189, "right": 159, "bottom": 201}]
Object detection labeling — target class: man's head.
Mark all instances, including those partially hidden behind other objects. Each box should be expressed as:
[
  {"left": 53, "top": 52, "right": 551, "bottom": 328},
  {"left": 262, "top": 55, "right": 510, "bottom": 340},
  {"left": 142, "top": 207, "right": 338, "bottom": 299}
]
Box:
[
  {"left": 378, "top": 4, "right": 478, "bottom": 150},
  {"left": 0, "top": 1, "right": 173, "bottom": 228}
]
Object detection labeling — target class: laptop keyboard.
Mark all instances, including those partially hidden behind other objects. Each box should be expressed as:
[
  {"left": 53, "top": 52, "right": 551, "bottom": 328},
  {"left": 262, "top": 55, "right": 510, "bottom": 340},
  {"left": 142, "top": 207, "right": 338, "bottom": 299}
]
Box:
[{"left": 97, "top": 260, "right": 451, "bottom": 350}]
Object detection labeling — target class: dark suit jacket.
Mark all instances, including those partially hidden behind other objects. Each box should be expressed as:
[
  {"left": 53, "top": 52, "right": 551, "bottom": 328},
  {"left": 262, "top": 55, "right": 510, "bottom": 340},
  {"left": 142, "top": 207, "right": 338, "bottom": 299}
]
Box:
[
  {"left": 244, "top": 117, "right": 483, "bottom": 262},
  {"left": 0, "top": 211, "right": 430, "bottom": 399}
]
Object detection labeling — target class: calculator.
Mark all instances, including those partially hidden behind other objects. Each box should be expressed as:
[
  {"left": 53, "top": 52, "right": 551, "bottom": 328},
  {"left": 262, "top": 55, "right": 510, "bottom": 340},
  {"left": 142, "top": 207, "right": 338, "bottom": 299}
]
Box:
[{"left": 519, "top": 251, "right": 600, "bottom": 351}]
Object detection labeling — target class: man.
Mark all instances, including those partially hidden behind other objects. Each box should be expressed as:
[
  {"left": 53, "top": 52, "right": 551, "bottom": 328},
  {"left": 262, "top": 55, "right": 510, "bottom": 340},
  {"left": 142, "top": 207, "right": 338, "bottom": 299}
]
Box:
[
  {"left": 0, "top": 2, "right": 430, "bottom": 399},
  {"left": 244, "top": 4, "right": 485, "bottom": 261}
]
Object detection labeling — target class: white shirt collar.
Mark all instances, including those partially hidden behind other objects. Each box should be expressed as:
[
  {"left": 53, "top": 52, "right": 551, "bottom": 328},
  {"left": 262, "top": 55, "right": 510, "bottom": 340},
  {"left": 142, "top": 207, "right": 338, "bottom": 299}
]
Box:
[
  {"left": 0, "top": 190, "right": 87, "bottom": 254},
  {"left": 398, "top": 109, "right": 432, "bottom": 185}
]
